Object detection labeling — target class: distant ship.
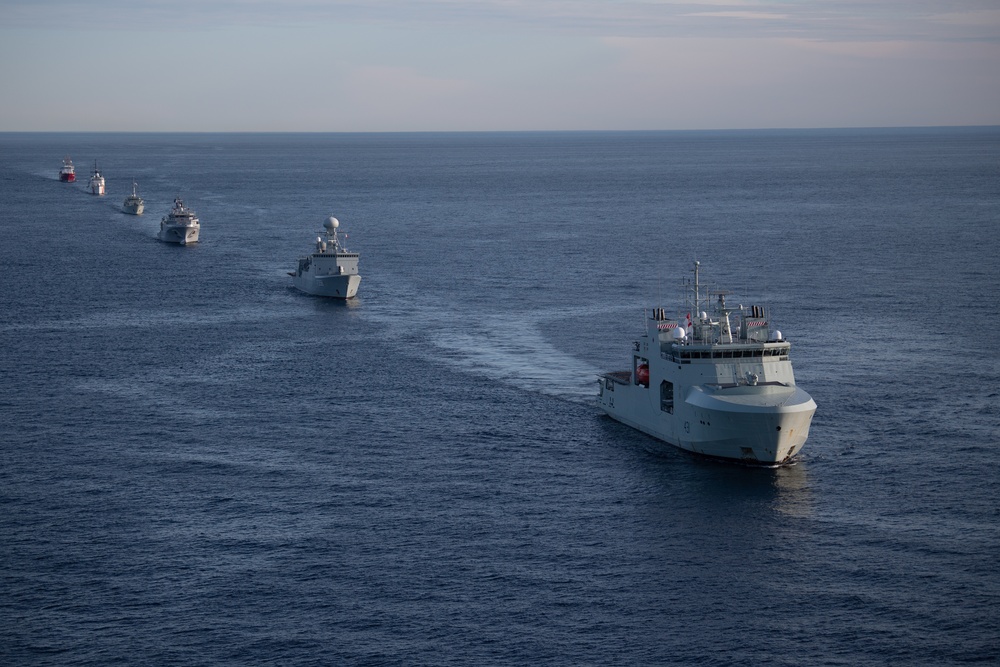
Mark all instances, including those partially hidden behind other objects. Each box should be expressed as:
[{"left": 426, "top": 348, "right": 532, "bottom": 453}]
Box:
[
  {"left": 597, "top": 261, "right": 817, "bottom": 465},
  {"left": 59, "top": 157, "right": 76, "bottom": 182},
  {"left": 88, "top": 161, "right": 105, "bottom": 196},
  {"left": 289, "top": 216, "right": 361, "bottom": 299},
  {"left": 157, "top": 197, "right": 200, "bottom": 245},
  {"left": 122, "top": 180, "right": 144, "bottom": 215}
]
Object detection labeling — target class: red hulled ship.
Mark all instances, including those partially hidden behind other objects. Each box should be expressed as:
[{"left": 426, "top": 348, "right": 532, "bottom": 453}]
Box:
[{"left": 59, "top": 157, "right": 76, "bottom": 182}]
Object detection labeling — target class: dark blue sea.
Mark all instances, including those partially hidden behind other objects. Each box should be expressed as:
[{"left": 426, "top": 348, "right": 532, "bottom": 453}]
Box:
[{"left": 2, "top": 129, "right": 998, "bottom": 666}]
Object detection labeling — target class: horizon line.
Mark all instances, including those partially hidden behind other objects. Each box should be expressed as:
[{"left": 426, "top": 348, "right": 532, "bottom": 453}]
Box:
[{"left": 2, "top": 124, "right": 999, "bottom": 135}]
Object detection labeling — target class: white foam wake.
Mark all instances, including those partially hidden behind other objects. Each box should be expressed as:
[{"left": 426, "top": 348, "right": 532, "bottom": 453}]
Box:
[{"left": 360, "top": 280, "right": 607, "bottom": 402}]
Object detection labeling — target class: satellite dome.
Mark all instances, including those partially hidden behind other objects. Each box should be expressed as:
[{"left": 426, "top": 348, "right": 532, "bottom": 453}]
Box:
[
  {"left": 324, "top": 216, "right": 339, "bottom": 231},
  {"left": 673, "top": 327, "right": 686, "bottom": 340}
]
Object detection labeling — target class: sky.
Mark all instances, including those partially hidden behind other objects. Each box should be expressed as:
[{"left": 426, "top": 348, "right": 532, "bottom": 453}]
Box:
[{"left": 1, "top": 0, "right": 998, "bottom": 132}]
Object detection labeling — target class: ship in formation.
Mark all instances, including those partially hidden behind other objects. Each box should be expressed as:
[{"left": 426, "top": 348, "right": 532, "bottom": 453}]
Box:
[
  {"left": 88, "top": 161, "right": 105, "bottom": 196},
  {"left": 157, "top": 197, "right": 200, "bottom": 245},
  {"left": 289, "top": 216, "right": 361, "bottom": 299},
  {"left": 122, "top": 180, "right": 144, "bottom": 215},
  {"left": 51, "top": 158, "right": 814, "bottom": 463},
  {"left": 598, "top": 261, "right": 817, "bottom": 465},
  {"left": 59, "top": 157, "right": 76, "bottom": 182}
]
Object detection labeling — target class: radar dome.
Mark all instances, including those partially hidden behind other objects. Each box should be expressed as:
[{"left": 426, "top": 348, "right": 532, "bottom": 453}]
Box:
[
  {"left": 324, "top": 216, "right": 340, "bottom": 231},
  {"left": 673, "top": 327, "right": 686, "bottom": 340}
]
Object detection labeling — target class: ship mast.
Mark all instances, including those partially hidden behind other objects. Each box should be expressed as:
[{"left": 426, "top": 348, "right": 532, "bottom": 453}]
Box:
[{"left": 693, "top": 260, "right": 701, "bottom": 320}]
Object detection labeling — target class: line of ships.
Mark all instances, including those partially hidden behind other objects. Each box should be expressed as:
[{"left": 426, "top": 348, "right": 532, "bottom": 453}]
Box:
[
  {"left": 58, "top": 156, "right": 816, "bottom": 465},
  {"left": 59, "top": 156, "right": 360, "bottom": 298}
]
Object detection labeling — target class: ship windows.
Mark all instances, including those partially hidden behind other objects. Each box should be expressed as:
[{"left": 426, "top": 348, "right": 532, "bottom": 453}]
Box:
[
  {"left": 660, "top": 380, "right": 674, "bottom": 414},
  {"left": 667, "top": 347, "right": 790, "bottom": 362}
]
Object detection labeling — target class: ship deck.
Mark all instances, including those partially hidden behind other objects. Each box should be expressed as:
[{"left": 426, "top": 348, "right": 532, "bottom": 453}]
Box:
[{"left": 600, "top": 370, "right": 632, "bottom": 385}]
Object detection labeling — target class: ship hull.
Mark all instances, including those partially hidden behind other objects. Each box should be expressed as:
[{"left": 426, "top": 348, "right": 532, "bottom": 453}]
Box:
[
  {"left": 60, "top": 173, "right": 75, "bottom": 183},
  {"left": 293, "top": 273, "right": 361, "bottom": 299},
  {"left": 599, "top": 381, "right": 816, "bottom": 465},
  {"left": 157, "top": 226, "right": 199, "bottom": 245},
  {"left": 123, "top": 199, "right": 144, "bottom": 215}
]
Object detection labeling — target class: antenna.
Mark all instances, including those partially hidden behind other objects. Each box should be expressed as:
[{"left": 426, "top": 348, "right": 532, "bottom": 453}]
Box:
[{"left": 693, "top": 260, "right": 701, "bottom": 320}]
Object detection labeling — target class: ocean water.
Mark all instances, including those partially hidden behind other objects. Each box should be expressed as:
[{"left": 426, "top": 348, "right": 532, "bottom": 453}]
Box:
[{"left": 1, "top": 129, "right": 998, "bottom": 665}]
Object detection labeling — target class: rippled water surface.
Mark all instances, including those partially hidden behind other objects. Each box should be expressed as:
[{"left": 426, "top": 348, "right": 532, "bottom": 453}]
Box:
[{"left": 2, "top": 129, "right": 999, "bottom": 665}]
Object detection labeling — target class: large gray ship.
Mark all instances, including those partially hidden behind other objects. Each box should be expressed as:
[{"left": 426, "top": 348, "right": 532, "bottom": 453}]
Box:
[
  {"left": 122, "top": 180, "right": 144, "bottom": 215},
  {"left": 157, "top": 197, "right": 200, "bottom": 245},
  {"left": 598, "top": 261, "right": 817, "bottom": 465},
  {"left": 289, "top": 216, "right": 361, "bottom": 299}
]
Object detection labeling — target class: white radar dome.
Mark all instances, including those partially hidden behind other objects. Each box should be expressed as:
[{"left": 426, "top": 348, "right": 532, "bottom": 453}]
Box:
[
  {"left": 772, "top": 330, "right": 783, "bottom": 341},
  {"left": 673, "top": 327, "right": 686, "bottom": 340},
  {"left": 324, "top": 216, "right": 340, "bottom": 231}
]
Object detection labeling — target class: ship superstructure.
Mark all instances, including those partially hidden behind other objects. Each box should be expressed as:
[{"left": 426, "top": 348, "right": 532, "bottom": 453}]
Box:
[{"left": 598, "top": 261, "right": 816, "bottom": 465}]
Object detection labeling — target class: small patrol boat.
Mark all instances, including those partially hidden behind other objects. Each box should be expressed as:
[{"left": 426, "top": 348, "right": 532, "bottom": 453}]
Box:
[
  {"left": 289, "top": 216, "right": 361, "bottom": 299},
  {"left": 122, "top": 180, "right": 144, "bottom": 215},
  {"left": 598, "top": 261, "right": 817, "bottom": 465},
  {"left": 157, "top": 197, "right": 200, "bottom": 245}
]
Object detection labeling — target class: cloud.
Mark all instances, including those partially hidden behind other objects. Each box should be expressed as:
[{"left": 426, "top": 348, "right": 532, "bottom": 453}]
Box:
[
  {"left": 3, "top": 0, "right": 999, "bottom": 43},
  {"left": 589, "top": 34, "right": 1000, "bottom": 128},
  {"left": 1, "top": 1, "right": 998, "bottom": 130},
  {"left": 928, "top": 8, "right": 1000, "bottom": 26},
  {"left": 682, "top": 12, "right": 791, "bottom": 21}
]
